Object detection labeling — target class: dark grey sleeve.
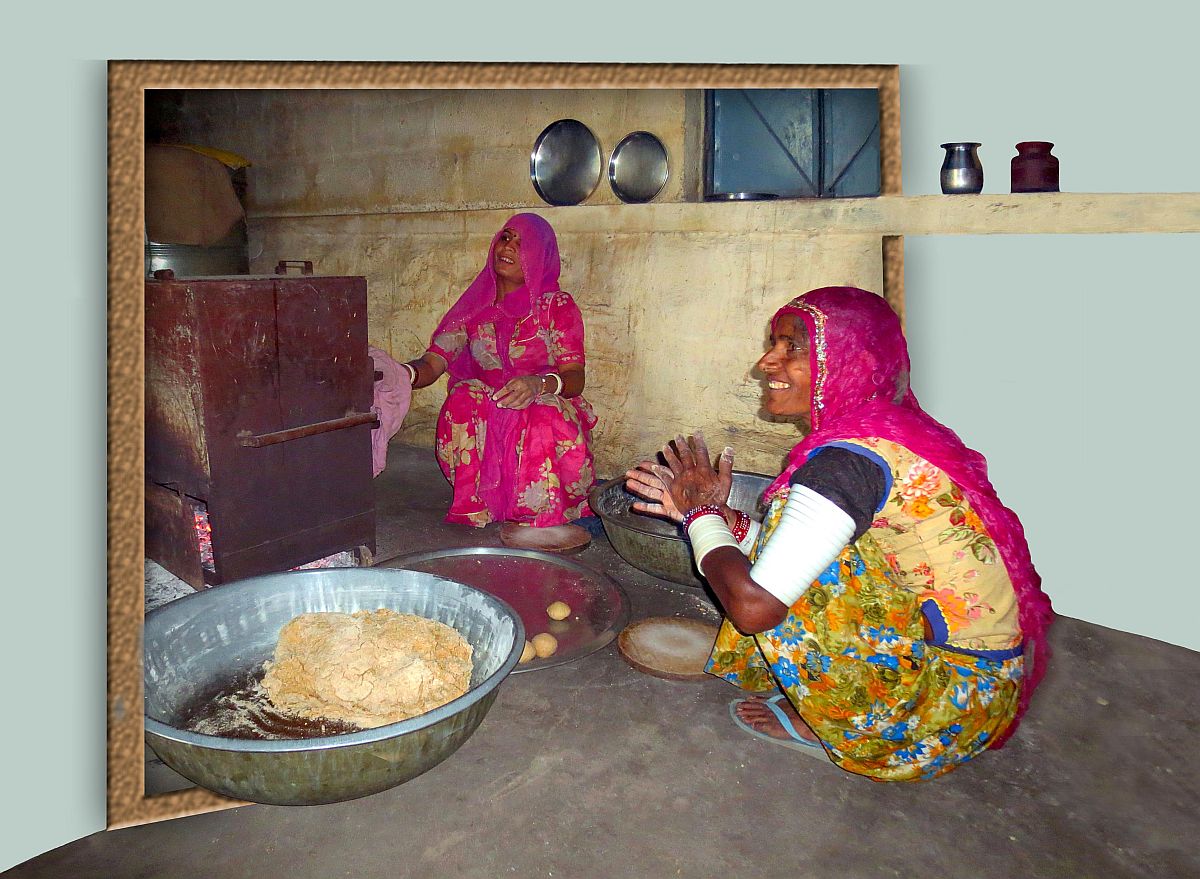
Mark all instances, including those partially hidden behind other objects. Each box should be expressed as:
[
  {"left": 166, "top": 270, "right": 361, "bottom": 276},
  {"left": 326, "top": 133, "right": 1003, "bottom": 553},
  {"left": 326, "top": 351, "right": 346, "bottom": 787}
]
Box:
[{"left": 788, "top": 447, "right": 888, "bottom": 542}]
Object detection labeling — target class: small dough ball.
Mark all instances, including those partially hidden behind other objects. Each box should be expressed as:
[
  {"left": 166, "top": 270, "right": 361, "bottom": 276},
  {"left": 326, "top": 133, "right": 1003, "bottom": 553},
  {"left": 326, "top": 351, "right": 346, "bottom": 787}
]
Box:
[
  {"left": 519, "top": 640, "right": 536, "bottom": 664},
  {"left": 531, "top": 632, "right": 559, "bottom": 658},
  {"left": 546, "top": 601, "right": 571, "bottom": 621}
]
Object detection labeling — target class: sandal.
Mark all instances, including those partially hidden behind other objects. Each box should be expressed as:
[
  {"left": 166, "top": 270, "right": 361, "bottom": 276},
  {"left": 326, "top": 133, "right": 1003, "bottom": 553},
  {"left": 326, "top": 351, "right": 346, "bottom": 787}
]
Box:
[{"left": 728, "top": 693, "right": 830, "bottom": 761}]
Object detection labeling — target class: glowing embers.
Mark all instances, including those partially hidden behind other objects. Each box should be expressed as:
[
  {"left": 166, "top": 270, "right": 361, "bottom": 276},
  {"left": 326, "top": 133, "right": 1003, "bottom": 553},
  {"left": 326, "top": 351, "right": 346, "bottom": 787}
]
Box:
[{"left": 191, "top": 502, "right": 215, "bottom": 572}]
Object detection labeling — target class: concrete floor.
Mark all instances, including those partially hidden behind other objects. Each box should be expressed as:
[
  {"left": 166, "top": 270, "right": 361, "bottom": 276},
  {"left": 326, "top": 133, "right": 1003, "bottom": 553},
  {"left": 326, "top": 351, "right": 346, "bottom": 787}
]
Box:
[{"left": 13, "top": 444, "right": 1200, "bottom": 877}]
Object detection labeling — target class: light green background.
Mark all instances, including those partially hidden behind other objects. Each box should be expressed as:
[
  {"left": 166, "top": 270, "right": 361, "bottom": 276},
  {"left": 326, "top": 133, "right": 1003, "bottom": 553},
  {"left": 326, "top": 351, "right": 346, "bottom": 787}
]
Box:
[{"left": 4, "top": 1, "right": 1195, "bottom": 870}]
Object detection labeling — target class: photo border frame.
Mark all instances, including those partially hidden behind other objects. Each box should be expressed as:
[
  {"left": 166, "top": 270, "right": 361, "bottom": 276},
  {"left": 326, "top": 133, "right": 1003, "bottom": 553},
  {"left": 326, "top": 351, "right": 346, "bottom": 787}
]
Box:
[{"left": 107, "top": 59, "right": 902, "bottom": 829}]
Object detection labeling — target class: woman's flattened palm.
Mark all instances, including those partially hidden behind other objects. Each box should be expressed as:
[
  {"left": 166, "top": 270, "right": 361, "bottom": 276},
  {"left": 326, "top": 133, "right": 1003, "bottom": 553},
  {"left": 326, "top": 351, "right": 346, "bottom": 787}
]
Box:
[{"left": 624, "top": 462, "right": 682, "bottom": 521}]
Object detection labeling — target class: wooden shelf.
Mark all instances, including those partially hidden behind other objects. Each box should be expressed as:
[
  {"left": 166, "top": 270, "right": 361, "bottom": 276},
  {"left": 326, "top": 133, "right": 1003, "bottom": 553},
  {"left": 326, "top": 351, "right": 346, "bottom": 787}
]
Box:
[{"left": 252, "top": 192, "right": 1200, "bottom": 236}]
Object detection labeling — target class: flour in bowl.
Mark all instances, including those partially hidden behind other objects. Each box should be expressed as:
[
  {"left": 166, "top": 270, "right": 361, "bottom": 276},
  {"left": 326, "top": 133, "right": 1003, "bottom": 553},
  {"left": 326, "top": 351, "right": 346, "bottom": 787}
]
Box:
[{"left": 261, "top": 609, "right": 473, "bottom": 728}]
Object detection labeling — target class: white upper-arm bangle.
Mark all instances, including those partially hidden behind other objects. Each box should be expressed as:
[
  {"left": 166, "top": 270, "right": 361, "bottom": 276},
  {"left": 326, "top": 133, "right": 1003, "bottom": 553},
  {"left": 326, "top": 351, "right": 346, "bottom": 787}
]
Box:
[{"left": 748, "top": 485, "right": 856, "bottom": 607}]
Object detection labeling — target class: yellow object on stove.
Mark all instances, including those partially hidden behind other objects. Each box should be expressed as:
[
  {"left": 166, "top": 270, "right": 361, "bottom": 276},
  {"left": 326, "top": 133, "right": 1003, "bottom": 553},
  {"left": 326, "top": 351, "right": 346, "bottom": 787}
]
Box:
[{"left": 177, "top": 144, "right": 253, "bottom": 169}]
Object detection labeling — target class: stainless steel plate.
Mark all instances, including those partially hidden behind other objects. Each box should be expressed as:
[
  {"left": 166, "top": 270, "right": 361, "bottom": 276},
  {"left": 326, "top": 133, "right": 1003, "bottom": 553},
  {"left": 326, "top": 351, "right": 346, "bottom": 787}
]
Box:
[
  {"left": 530, "top": 119, "right": 602, "bottom": 206},
  {"left": 608, "top": 131, "right": 669, "bottom": 203},
  {"left": 382, "top": 547, "right": 630, "bottom": 672},
  {"left": 705, "top": 191, "right": 779, "bottom": 201}
]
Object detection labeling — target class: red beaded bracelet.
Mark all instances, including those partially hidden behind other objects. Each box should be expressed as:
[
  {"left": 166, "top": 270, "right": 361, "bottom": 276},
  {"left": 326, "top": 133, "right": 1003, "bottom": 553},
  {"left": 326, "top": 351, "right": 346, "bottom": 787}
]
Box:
[
  {"left": 681, "top": 504, "right": 724, "bottom": 531},
  {"left": 730, "top": 510, "right": 751, "bottom": 543}
]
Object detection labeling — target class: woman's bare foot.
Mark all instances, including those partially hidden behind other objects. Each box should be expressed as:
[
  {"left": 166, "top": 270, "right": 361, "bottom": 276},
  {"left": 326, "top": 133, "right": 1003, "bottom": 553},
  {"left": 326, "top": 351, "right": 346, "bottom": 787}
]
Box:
[{"left": 733, "top": 695, "right": 821, "bottom": 744}]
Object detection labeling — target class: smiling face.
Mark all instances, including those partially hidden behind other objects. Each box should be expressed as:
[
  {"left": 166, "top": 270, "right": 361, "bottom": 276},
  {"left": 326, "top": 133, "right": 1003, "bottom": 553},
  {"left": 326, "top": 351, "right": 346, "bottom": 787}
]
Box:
[
  {"left": 756, "top": 313, "right": 813, "bottom": 418},
  {"left": 492, "top": 227, "right": 525, "bottom": 295}
]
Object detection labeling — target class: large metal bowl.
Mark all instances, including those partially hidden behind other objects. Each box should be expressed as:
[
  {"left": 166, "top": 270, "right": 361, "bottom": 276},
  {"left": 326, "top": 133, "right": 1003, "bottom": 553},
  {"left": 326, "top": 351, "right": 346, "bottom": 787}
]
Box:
[
  {"left": 143, "top": 567, "right": 524, "bottom": 805},
  {"left": 589, "top": 471, "right": 774, "bottom": 588}
]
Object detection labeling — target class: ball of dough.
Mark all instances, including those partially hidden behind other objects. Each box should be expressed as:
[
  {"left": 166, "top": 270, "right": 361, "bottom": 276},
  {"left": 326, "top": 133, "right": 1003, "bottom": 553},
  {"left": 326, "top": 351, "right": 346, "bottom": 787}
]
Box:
[
  {"left": 531, "top": 632, "right": 558, "bottom": 658},
  {"left": 518, "top": 640, "right": 536, "bottom": 664},
  {"left": 546, "top": 601, "right": 571, "bottom": 621}
]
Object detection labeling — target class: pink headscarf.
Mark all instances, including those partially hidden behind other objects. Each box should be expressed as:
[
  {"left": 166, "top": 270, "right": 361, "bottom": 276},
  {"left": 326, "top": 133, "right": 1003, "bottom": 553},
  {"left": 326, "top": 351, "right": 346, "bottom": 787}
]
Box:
[
  {"left": 764, "top": 287, "right": 1053, "bottom": 748},
  {"left": 430, "top": 212, "right": 562, "bottom": 384},
  {"left": 428, "top": 213, "right": 563, "bottom": 517}
]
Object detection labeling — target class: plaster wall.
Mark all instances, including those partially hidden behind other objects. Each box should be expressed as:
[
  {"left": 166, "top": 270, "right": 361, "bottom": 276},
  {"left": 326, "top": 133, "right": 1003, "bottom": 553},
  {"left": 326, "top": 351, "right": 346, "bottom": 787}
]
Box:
[
  {"left": 170, "top": 88, "right": 700, "bottom": 213},
  {"left": 171, "top": 88, "right": 884, "bottom": 477},
  {"left": 251, "top": 210, "right": 881, "bottom": 477}
]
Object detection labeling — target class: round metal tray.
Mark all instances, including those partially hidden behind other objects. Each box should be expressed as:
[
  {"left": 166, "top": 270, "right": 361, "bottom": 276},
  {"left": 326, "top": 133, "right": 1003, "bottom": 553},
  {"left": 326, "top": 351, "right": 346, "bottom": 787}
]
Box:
[
  {"left": 530, "top": 119, "right": 602, "bottom": 206},
  {"left": 608, "top": 131, "right": 669, "bottom": 203},
  {"left": 381, "top": 547, "right": 630, "bottom": 672}
]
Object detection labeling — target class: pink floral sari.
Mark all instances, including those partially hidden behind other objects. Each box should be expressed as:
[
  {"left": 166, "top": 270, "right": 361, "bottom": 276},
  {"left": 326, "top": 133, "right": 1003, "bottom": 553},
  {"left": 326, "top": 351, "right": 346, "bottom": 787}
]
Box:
[{"left": 427, "top": 214, "right": 597, "bottom": 527}]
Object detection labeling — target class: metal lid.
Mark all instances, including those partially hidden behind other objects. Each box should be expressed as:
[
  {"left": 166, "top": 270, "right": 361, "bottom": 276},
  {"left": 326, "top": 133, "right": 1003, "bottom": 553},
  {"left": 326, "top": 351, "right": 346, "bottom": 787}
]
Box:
[
  {"left": 608, "top": 131, "right": 669, "bottom": 204},
  {"left": 530, "top": 119, "right": 603, "bottom": 207}
]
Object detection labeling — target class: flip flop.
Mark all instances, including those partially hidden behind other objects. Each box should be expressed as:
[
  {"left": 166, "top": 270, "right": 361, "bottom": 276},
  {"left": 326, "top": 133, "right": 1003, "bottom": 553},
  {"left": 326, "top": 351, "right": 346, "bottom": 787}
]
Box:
[{"left": 728, "top": 693, "right": 830, "bottom": 761}]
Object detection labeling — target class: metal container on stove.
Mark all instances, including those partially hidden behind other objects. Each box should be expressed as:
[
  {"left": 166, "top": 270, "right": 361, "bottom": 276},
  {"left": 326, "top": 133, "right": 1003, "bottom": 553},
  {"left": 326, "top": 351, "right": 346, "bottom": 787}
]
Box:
[{"left": 143, "top": 567, "right": 523, "bottom": 806}]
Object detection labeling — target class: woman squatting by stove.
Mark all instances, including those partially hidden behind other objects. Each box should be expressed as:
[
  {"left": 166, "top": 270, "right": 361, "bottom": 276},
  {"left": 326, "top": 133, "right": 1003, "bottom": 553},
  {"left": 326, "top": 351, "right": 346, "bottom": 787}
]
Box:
[{"left": 399, "top": 213, "right": 597, "bottom": 548}]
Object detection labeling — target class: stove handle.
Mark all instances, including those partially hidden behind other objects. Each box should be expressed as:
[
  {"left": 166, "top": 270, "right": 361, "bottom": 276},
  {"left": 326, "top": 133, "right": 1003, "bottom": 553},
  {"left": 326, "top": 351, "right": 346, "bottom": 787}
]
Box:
[
  {"left": 238, "top": 411, "right": 380, "bottom": 448},
  {"left": 275, "top": 260, "right": 314, "bottom": 275}
]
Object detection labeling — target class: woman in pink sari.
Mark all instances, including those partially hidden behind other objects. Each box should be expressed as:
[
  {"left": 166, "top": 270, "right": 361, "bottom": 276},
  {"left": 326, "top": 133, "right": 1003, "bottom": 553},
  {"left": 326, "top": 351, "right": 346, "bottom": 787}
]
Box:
[
  {"left": 626, "top": 287, "right": 1053, "bottom": 781},
  {"left": 400, "top": 213, "right": 597, "bottom": 543}
]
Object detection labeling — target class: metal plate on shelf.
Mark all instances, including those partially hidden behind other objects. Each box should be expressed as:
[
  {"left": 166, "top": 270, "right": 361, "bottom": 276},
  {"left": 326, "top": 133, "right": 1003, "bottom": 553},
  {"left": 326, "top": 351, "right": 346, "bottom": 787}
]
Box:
[
  {"left": 705, "top": 191, "right": 779, "bottom": 201},
  {"left": 380, "top": 547, "right": 630, "bottom": 672},
  {"left": 530, "top": 119, "right": 603, "bottom": 206},
  {"left": 608, "top": 131, "right": 669, "bottom": 203}
]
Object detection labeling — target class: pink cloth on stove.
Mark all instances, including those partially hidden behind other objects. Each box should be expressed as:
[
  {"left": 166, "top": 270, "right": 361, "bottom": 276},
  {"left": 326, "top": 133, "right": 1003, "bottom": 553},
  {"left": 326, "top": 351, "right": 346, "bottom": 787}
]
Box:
[{"left": 368, "top": 346, "right": 412, "bottom": 477}]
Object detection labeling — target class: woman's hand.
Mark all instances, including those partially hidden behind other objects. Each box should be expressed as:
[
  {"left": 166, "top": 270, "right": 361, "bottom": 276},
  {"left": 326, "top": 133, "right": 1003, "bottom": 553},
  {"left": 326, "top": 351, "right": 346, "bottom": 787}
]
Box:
[
  {"left": 492, "top": 375, "right": 545, "bottom": 410},
  {"left": 627, "top": 434, "right": 734, "bottom": 522},
  {"left": 625, "top": 462, "right": 684, "bottom": 522},
  {"left": 661, "top": 434, "right": 734, "bottom": 516}
]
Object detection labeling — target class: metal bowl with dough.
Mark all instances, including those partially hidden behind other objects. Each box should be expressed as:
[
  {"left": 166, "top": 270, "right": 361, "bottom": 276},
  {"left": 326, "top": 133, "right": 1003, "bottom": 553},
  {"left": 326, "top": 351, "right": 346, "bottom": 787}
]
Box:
[
  {"left": 143, "top": 567, "right": 524, "bottom": 805},
  {"left": 589, "top": 470, "right": 774, "bottom": 588}
]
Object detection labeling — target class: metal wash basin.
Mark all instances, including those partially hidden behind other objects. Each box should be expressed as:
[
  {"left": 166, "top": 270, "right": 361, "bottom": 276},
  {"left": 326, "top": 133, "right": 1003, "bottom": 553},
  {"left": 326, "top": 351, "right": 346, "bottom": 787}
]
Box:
[
  {"left": 589, "top": 471, "right": 773, "bottom": 588},
  {"left": 143, "top": 568, "right": 523, "bottom": 806}
]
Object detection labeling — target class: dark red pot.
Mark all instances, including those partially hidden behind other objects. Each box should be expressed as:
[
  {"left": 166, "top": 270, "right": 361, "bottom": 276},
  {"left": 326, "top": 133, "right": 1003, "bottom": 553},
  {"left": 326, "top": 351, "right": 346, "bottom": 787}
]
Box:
[{"left": 1011, "top": 141, "right": 1060, "bottom": 193}]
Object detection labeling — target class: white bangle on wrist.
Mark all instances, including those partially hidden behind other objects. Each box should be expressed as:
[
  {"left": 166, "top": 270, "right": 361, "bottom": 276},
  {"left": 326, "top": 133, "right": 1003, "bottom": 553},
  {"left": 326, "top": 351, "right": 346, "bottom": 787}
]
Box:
[
  {"left": 738, "top": 519, "right": 761, "bottom": 554},
  {"left": 685, "top": 514, "right": 741, "bottom": 575},
  {"left": 748, "top": 485, "right": 856, "bottom": 607},
  {"left": 540, "top": 372, "right": 563, "bottom": 395},
  {"left": 400, "top": 362, "right": 417, "bottom": 384}
]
